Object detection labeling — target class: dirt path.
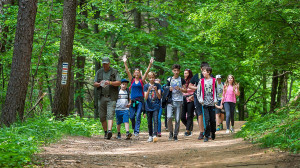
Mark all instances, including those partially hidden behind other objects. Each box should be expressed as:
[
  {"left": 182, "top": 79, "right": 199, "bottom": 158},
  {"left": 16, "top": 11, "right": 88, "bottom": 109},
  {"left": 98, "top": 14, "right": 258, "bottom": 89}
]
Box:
[{"left": 36, "top": 121, "right": 299, "bottom": 167}]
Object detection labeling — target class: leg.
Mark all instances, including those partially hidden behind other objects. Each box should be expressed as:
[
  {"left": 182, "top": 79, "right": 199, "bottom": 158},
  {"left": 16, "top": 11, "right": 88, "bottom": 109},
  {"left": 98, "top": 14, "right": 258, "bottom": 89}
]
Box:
[
  {"left": 123, "top": 110, "right": 130, "bottom": 132},
  {"left": 164, "top": 107, "right": 168, "bottom": 129},
  {"left": 117, "top": 124, "right": 121, "bottom": 133},
  {"left": 129, "top": 106, "right": 136, "bottom": 131},
  {"left": 107, "top": 100, "right": 116, "bottom": 131},
  {"left": 181, "top": 100, "right": 188, "bottom": 128},
  {"left": 147, "top": 111, "right": 153, "bottom": 136},
  {"left": 153, "top": 109, "right": 158, "bottom": 136},
  {"left": 157, "top": 107, "right": 162, "bottom": 134},
  {"left": 99, "top": 97, "right": 108, "bottom": 131},
  {"left": 209, "top": 106, "right": 216, "bottom": 134},
  {"left": 135, "top": 102, "right": 143, "bottom": 134},
  {"left": 174, "top": 101, "right": 183, "bottom": 137},
  {"left": 167, "top": 103, "right": 174, "bottom": 133},
  {"left": 125, "top": 122, "right": 130, "bottom": 132},
  {"left": 186, "top": 102, "right": 195, "bottom": 132},
  {"left": 224, "top": 102, "right": 231, "bottom": 130},
  {"left": 202, "top": 106, "right": 210, "bottom": 138},
  {"left": 230, "top": 103, "right": 236, "bottom": 127}
]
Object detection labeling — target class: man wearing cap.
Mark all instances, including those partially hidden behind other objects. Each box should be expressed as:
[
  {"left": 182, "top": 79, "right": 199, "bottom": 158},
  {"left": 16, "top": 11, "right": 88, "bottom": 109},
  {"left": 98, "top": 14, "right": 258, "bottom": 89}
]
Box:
[{"left": 94, "top": 57, "right": 121, "bottom": 139}]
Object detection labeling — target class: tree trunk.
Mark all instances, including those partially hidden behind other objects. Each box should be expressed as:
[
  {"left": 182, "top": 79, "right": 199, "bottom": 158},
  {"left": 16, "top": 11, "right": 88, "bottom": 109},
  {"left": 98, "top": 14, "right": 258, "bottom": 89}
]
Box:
[
  {"left": 75, "top": 56, "right": 85, "bottom": 117},
  {"left": 52, "top": 0, "right": 77, "bottom": 119},
  {"left": 270, "top": 70, "right": 278, "bottom": 113},
  {"left": 280, "top": 71, "right": 288, "bottom": 107},
  {"left": 1, "top": 0, "right": 38, "bottom": 127},
  {"left": 288, "top": 76, "right": 294, "bottom": 102},
  {"left": 154, "top": 45, "right": 167, "bottom": 76},
  {"left": 133, "top": 2, "right": 142, "bottom": 58},
  {"left": 276, "top": 71, "right": 284, "bottom": 108},
  {"left": 262, "top": 73, "right": 267, "bottom": 115},
  {"left": 68, "top": 57, "right": 75, "bottom": 113},
  {"left": 93, "top": 59, "right": 101, "bottom": 119},
  {"left": 238, "top": 86, "right": 245, "bottom": 121}
]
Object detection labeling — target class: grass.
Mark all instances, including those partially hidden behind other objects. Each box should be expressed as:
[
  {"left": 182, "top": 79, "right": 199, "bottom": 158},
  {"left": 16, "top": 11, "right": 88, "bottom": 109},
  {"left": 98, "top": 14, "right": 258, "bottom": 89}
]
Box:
[
  {"left": 236, "top": 96, "right": 300, "bottom": 153},
  {"left": 0, "top": 113, "right": 149, "bottom": 168}
]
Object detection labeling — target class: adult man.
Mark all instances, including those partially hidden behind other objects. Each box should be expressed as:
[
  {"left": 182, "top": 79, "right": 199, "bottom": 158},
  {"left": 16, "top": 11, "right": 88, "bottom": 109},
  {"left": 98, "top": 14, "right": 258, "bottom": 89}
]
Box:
[{"left": 94, "top": 57, "right": 121, "bottom": 139}]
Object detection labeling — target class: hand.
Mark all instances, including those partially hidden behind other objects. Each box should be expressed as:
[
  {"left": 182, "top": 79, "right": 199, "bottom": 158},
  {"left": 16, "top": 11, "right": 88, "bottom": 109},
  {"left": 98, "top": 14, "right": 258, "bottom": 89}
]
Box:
[
  {"left": 143, "top": 114, "right": 146, "bottom": 118},
  {"left": 150, "top": 57, "right": 154, "bottom": 64},
  {"left": 104, "top": 80, "right": 110, "bottom": 85},
  {"left": 153, "top": 86, "right": 157, "bottom": 91},
  {"left": 126, "top": 103, "right": 131, "bottom": 108},
  {"left": 175, "top": 86, "right": 180, "bottom": 90},
  {"left": 169, "top": 87, "right": 173, "bottom": 91},
  {"left": 236, "top": 83, "right": 240, "bottom": 89},
  {"left": 122, "top": 55, "right": 127, "bottom": 62}
]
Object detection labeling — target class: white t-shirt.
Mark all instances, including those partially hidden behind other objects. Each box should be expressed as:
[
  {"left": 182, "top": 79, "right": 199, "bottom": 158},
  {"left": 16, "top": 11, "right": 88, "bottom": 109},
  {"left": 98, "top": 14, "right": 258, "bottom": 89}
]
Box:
[
  {"left": 216, "top": 82, "right": 224, "bottom": 101},
  {"left": 115, "top": 89, "right": 129, "bottom": 110}
]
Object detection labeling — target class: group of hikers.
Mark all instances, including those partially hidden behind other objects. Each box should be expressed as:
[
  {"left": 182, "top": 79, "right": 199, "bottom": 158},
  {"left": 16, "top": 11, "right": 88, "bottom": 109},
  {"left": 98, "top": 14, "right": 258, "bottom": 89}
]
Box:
[{"left": 93, "top": 56, "right": 240, "bottom": 142}]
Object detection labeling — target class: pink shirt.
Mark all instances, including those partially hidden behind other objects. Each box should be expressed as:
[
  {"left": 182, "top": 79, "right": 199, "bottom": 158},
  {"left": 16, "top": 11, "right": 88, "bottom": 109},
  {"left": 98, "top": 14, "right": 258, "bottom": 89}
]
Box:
[
  {"left": 222, "top": 85, "right": 237, "bottom": 103},
  {"left": 183, "top": 87, "right": 195, "bottom": 102}
]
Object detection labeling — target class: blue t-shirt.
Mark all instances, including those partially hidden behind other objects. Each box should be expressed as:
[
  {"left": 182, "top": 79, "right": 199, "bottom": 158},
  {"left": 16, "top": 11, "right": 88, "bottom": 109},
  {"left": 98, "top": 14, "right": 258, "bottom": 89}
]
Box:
[
  {"left": 131, "top": 80, "right": 143, "bottom": 99},
  {"left": 143, "top": 83, "right": 161, "bottom": 111}
]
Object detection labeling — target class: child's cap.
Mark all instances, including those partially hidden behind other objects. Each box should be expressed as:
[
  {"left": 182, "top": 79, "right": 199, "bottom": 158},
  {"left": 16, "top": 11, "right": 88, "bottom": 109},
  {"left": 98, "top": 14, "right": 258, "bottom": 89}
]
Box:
[
  {"left": 121, "top": 79, "right": 129, "bottom": 83},
  {"left": 216, "top": 75, "right": 222, "bottom": 79}
]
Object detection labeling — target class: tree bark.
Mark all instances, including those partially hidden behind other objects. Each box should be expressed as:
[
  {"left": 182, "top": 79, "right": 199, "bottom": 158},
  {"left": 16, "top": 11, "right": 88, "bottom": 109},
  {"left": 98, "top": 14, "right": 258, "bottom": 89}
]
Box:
[
  {"left": 238, "top": 86, "right": 245, "bottom": 121},
  {"left": 262, "top": 74, "right": 267, "bottom": 114},
  {"left": 288, "top": 76, "right": 294, "bottom": 102},
  {"left": 280, "top": 71, "right": 288, "bottom": 107},
  {"left": 52, "top": 0, "right": 77, "bottom": 119},
  {"left": 276, "top": 70, "right": 284, "bottom": 107},
  {"left": 1, "top": 0, "right": 38, "bottom": 126},
  {"left": 68, "top": 57, "right": 75, "bottom": 113},
  {"left": 270, "top": 70, "right": 278, "bottom": 113},
  {"left": 93, "top": 59, "right": 101, "bottom": 119},
  {"left": 133, "top": 2, "right": 142, "bottom": 58}
]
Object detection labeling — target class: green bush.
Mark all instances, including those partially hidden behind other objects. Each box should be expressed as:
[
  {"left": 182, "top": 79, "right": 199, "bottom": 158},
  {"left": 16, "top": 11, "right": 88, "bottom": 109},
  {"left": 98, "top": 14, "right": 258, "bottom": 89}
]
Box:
[{"left": 236, "top": 97, "right": 300, "bottom": 153}]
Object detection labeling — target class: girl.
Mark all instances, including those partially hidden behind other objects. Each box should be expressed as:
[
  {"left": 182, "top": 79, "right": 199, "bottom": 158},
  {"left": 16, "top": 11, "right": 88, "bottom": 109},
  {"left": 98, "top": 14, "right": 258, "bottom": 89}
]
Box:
[
  {"left": 181, "top": 69, "right": 195, "bottom": 136},
  {"left": 123, "top": 55, "right": 153, "bottom": 136},
  {"left": 216, "top": 75, "right": 240, "bottom": 133},
  {"left": 144, "top": 72, "right": 161, "bottom": 142}
]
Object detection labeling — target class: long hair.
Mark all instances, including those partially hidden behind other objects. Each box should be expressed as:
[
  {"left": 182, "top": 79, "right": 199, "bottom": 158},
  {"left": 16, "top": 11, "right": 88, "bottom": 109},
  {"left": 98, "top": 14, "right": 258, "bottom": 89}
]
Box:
[
  {"left": 184, "top": 69, "right": 193, "bottom": 87},
  {"left": 224, "top": 74, "right": 238, "bottom": 93}
]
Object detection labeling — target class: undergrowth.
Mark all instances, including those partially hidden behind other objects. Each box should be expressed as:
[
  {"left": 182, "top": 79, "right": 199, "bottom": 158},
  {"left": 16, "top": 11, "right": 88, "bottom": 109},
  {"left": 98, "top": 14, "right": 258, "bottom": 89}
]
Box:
[
  {"left": 236, "top": 96, "right": 300, "bottom": 153},
  {"left": 0, "top": 113, "right": 148, "bottom": 167}
]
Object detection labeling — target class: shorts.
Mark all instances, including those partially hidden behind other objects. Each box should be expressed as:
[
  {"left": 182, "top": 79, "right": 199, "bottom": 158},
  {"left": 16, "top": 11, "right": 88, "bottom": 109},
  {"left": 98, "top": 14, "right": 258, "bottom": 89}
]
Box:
[
  {"left": 98, "top": 96, "right": 116, "bottom": 122},
  {"left": 215, "top": 100, "right": 225, "bottom": 114},
  {"left": 115, "top": 110, "right": 130, "bottom": 125}
]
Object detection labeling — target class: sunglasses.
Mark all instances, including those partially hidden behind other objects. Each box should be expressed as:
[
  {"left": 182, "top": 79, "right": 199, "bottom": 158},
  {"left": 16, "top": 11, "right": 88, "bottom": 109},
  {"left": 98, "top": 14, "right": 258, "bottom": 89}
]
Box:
[{"left": 185, "top": 69, "right": 190, "bottom": 71}]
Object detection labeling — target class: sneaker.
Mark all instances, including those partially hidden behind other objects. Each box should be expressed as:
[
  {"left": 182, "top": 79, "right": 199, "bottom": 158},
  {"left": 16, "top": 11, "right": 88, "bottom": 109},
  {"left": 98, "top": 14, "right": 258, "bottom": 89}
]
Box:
[
  {"left": 173, "top": 136, "right": 178, "bottom": 141},
  {"left": 184, "top": 132, "right": 189, "bottom": 136},
  {"left": 226, "top": 129, "right": 230, "bottom": 134},
  {"left": 168, "top": 132, "right": 173, "bottom": 141},
  {"left": 231, "top": 126, "right": 235, "bottom": 133},
  {"left": 134, "top": 133, "right": 139, "bottom": 137},
  {"left": 126, "top": 132, "right": 132, "bottom": 140},
  {"left": 165, "top": 128, "right": 168, "bottom": 131},
  {"left": 189, "top": 131, "right": 193, "bottom": 136},
  {"left": 147, "top": 136, "right": 153, "bottom": 142},
  {"left": 220, "top": 123, "right": 223, "bottom": 130},
  {"left": 204, "top": 137, "right": 208, "bottom": 142},
  {"left": 153, "top": 136, "right": 158, "bottom": 142},
  {"left": 157, "top": 133, "right": 161, "bottom": 137},
  {"left": 107, "top": 131, "right": 112, "bottom": 140},
  {"left": 216, "top": 125, "right": 220, "bottom": 131},
  {"left": 208, "top": 136, "right": 211, "bottom": 139},
  {"left": 211, "top": 133, "right": 215, "bottom": 140},
  {"left": 198, "top": 132, "right": 204, "bottom": 140},
  {"left": 116, "top": 134, "right": 121, "bottom": 140},
  {"left": 104, "top": 132, "right": 108, "bottom": 139}
]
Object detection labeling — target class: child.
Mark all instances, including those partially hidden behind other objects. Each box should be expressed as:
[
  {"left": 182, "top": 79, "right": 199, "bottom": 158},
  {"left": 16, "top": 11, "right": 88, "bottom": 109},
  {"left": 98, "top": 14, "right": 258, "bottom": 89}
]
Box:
[
  {"left": 155, "top": 78, "right": 163, "bottom": 137},
  {"left": 166, "top": 64, "right": 187, "bottom": 141},
  {"left": 144, "top": 72, "right": 161, "bottom": 142},
  {"left": 216, "top": 75, "right": 240, "bottom": 133},
  {"left": 115, "top": 79, "right": 132, "bottom": 140},
  {"left": 197, "top": 66, "right": 217, "bottom": 142},
  {"left": 215, "top": 75, "right": 224, "bottom": 131},
  {"left": 181, "top": 69, "right": 195, "bottom": 136}
]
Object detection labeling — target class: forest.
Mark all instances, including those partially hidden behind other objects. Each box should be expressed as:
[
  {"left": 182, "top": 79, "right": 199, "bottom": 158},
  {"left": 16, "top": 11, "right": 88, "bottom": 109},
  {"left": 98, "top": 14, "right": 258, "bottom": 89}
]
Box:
[{"left": 0, "top": 0, "right": 299, "bottom": 167}]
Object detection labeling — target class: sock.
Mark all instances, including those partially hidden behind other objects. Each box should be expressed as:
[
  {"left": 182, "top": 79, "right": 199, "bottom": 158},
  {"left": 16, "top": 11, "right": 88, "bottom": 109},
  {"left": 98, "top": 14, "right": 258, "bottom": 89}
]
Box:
[{"left": 126, "top": 131, "right": 129, "bottom": 134}]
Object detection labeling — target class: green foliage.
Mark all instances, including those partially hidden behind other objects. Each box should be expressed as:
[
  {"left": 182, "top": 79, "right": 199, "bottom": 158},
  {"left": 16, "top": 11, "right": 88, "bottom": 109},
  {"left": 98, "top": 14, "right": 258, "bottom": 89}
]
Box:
[{"left": 236, "top": 96, "right": 300, "bottom": 153}]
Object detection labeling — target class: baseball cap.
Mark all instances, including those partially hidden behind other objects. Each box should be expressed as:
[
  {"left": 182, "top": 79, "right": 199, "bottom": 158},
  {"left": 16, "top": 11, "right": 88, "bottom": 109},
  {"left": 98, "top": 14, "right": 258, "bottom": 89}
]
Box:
[
  {"left": 102, "top": 57, "right": 110, "bottom": 64},
  {"left": 216, "top": 75, "right": 222, "bottom": 79},
  {"left": 121, "top": 79, "right": 129, "bottom": 83}
]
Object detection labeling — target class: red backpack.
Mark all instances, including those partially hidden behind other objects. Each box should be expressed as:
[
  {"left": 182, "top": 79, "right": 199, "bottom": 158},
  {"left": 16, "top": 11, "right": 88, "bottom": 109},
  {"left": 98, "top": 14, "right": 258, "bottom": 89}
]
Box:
[{"left": 129, "top": 78, "right": 144, "bottom": 97}]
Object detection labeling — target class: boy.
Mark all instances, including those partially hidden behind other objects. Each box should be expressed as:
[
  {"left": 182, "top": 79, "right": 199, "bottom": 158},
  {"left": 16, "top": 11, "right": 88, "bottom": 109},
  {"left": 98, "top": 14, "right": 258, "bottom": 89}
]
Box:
[
  {"left": 197, "top": 67, "right": 217, "bottom": 142},
  {"left": 166, "top": 64, "right": 187, "bottom": 141},
  {"left": 115, "top": 79, "right": 132, "bottom": 140},
  {"left": 215, "top": 75, "right": 224, "bottom": 131}
]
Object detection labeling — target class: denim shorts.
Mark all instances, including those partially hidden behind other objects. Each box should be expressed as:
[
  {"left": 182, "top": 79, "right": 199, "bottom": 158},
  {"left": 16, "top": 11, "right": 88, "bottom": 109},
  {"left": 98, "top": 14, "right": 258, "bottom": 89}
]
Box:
[{"left": 115, "top": 110, "right": 130, "bottom": 125}]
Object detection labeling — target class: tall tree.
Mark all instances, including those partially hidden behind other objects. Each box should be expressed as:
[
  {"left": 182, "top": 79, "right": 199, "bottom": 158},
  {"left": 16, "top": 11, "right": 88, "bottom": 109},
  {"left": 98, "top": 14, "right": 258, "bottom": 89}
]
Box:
[
  {"left": 1, "top": 0, "right": 38, "bottom": 126},
  {"left": 52, "top": 0, "right": 77, "bottom": 118},
  {"left": 270, "top": 70, "right": 279, "bottom": 113}
]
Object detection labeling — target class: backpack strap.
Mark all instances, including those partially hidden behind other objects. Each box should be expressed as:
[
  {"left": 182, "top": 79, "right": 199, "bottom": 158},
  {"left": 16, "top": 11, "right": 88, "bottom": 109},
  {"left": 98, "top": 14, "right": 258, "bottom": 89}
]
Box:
[
  {"left": 212, "top": 77, "right": 216, "bottom": 100},
  {"left": 201, "top": 78, "right": 205, "bottom": 99}
]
